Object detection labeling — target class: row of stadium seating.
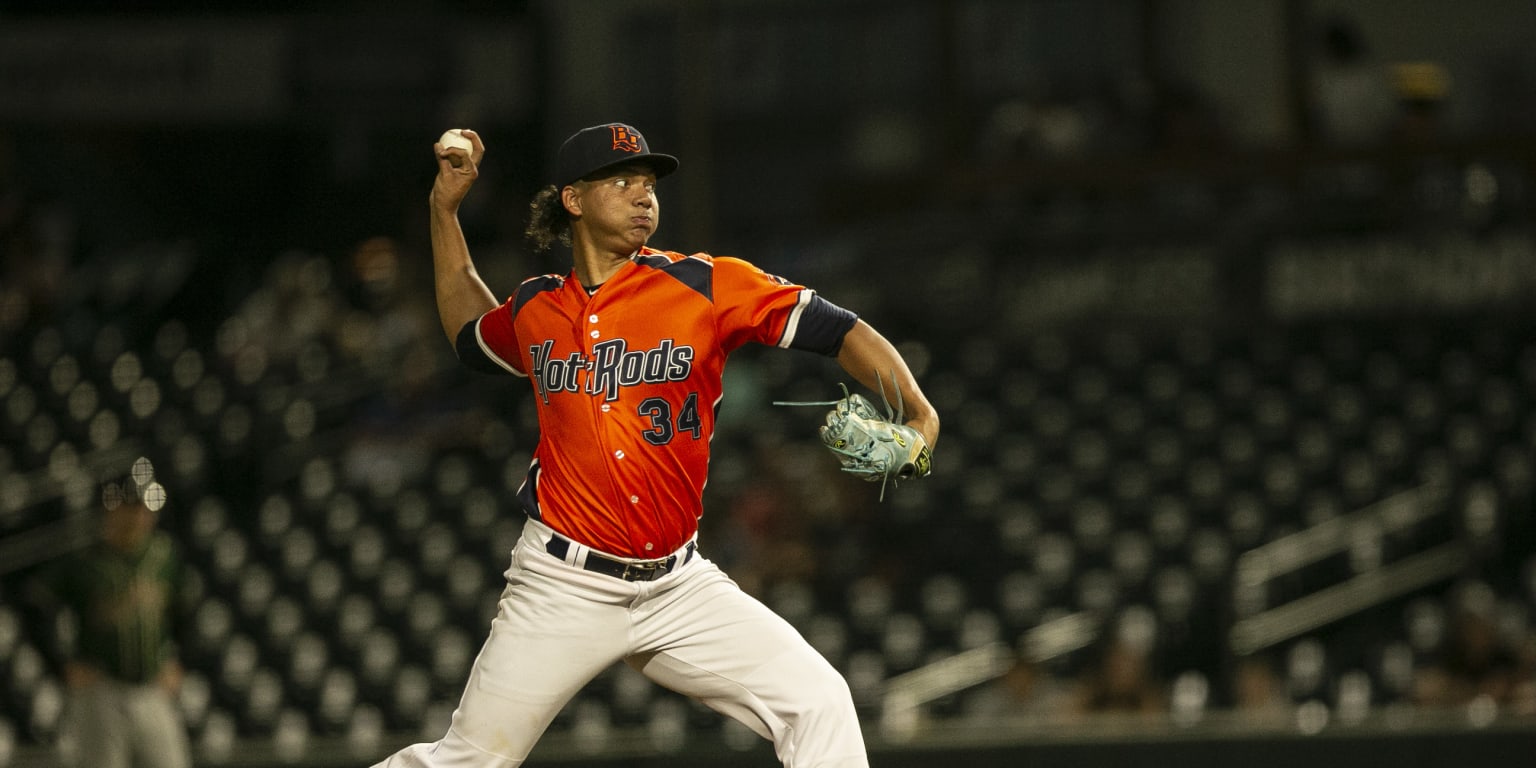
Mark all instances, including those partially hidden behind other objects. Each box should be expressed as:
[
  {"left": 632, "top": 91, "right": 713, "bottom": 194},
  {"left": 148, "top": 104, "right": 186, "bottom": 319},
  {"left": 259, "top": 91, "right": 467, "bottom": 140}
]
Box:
[{"left": 3, "top": 217, "right": 1535, "bottom": 759}]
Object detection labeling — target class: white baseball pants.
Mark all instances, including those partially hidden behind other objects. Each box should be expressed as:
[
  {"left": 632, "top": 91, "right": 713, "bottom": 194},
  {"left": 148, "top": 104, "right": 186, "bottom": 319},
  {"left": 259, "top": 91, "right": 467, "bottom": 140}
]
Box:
[
  {"left": 59, "top": 680, "right": 192, "bottom": 768},
  {"left": 371, "top": 518, "right": 868, "bottom": 768}
]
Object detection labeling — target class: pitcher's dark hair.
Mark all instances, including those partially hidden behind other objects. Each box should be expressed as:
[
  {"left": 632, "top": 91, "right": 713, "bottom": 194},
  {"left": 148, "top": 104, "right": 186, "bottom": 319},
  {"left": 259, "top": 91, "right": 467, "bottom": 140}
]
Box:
[{"left": 525, "top": 185, "right": 572, "bottom": 252}]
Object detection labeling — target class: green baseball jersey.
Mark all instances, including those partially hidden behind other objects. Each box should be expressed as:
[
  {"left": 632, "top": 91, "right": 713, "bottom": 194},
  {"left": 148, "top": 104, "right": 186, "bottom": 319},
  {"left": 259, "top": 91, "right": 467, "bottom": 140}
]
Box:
[{"left": 51, "top": 531, "right": 184, "bottom": 684}]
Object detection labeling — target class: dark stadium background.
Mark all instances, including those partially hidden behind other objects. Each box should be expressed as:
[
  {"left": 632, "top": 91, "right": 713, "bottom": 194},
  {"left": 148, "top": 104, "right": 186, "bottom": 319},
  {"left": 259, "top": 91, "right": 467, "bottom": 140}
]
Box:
[{"left": 3, "top": 1, "right": 1536, "bottom": 766}]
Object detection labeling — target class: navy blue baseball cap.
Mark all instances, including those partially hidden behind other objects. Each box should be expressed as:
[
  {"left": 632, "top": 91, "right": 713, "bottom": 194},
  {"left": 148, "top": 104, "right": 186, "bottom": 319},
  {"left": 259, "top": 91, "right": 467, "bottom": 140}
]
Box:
[{"left": 555, "top": 123, "right": 679, "bottom": 188}]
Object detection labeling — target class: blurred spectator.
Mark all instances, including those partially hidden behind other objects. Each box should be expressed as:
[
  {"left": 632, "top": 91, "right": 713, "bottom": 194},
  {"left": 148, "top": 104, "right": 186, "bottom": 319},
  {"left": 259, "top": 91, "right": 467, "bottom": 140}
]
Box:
[
  {"left": 1390, "top": 61, "right": 1453, "bottom": 147},
  {"left": 963, "top": 653, "right": 1071, "bottom": 724},
  {"left": 1413, "top": 590, "right": 1522, "bottom": 709},
  {"left": 1230, "top": 654, "right": 1292, "bottom": 726},
  {"left": 1069, "top": 634, "right": 1167, "bottom": 718},
  {"left": 1309, "top": 15, "right": 1398, "bottom": 148},
  {"left": 38, "top": 458, "right": 194, "bottom": 768},
  {"left": 336, "top": 236, "right": 486, "bottom": 494},
  {"left": 338, "top": 235, "right": 449, "bottom": 393}
]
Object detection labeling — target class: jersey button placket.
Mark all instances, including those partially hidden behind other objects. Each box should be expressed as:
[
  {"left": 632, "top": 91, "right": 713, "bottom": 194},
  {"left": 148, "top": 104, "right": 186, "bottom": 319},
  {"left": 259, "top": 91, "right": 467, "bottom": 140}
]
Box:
[{"left": 585, "top": 302, "right": 631, "bottom": 519}]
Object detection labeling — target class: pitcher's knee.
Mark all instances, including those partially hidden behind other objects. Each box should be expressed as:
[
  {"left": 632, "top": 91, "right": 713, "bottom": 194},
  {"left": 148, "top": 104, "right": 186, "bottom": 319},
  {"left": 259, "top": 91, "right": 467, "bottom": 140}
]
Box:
[
  {"left": 372, "top": 730, "right": 525, "bottom": 768},
  {"left": 782, "top": 674, "right": 867, "bottom": 768},
  {"left": 790, "top": 670, "right": 860, "bottom": 729}
]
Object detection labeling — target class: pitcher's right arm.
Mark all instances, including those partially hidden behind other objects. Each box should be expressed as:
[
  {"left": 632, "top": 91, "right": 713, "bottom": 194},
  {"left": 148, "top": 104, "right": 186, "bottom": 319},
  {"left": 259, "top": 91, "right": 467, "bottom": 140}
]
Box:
[{"left": 429, "top": 128, "right": 498, "bottom": 343}]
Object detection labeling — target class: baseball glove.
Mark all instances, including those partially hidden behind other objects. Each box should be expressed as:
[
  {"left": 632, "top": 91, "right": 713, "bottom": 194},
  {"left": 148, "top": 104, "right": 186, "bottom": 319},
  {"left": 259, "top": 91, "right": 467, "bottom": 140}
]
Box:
[{"left": 776, "top": 373, "right": 932, "bottom": 499}]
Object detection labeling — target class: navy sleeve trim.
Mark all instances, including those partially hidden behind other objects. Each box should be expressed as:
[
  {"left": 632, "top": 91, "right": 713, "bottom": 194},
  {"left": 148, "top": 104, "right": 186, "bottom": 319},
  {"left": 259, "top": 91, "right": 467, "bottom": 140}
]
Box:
[
  {"left": 781, "top": 292, "right": 858, "bottom": 356},
  {"left": 456, "top": 320, "right": 511, "bottom": 375}
]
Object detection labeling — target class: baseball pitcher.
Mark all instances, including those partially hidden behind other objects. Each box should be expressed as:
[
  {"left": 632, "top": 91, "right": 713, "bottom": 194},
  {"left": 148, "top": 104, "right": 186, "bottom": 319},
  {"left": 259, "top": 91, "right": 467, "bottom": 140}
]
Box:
[{"left": 370, "top": 122, "right": 939, "bottom": 768}]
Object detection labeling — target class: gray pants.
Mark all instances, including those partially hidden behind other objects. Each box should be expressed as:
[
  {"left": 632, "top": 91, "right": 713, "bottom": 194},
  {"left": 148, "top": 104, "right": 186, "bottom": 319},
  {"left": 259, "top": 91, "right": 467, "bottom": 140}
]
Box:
[{"left": 60, "top": 680, "right": 191, "bottom": 768}]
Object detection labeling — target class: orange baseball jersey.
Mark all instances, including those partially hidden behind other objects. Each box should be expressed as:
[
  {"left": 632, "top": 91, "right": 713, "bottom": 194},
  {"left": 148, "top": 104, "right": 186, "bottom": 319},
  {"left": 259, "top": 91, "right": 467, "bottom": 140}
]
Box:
[{"left": 457, "top": 247, "right": 857, "bottom": 558}]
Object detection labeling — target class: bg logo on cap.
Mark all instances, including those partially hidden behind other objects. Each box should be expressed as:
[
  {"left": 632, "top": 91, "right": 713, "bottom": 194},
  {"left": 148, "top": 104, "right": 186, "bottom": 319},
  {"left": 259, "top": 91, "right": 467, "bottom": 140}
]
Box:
[{"left": 611, "top": 125, "right": 642, "bottom": 153}]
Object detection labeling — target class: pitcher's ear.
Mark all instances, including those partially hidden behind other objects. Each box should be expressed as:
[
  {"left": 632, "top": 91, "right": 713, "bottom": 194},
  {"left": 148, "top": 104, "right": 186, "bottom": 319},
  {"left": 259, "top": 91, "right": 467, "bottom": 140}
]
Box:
[{"left": 561, "top": 184, "right": 582, "bottom": 216}]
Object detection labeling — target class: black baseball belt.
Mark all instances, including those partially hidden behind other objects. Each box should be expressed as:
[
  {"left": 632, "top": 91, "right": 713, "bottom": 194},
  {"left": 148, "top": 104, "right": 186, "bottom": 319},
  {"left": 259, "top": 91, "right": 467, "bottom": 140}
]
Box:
[{"left": 545, "top": 534, "right": 696, "bottom": 582}]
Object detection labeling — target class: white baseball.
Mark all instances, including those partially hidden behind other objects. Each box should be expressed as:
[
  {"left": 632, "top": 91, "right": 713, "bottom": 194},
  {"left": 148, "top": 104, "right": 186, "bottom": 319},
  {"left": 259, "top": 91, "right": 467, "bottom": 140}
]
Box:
[{"left": 439, "top": 129, "right": 474, "bottom": 167}]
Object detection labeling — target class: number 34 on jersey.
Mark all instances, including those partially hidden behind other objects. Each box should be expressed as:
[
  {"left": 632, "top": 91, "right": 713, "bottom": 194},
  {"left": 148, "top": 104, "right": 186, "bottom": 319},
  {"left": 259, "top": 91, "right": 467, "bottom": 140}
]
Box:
[{"left": 528, "top": 337, "right": 703, "bottom": 445}]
